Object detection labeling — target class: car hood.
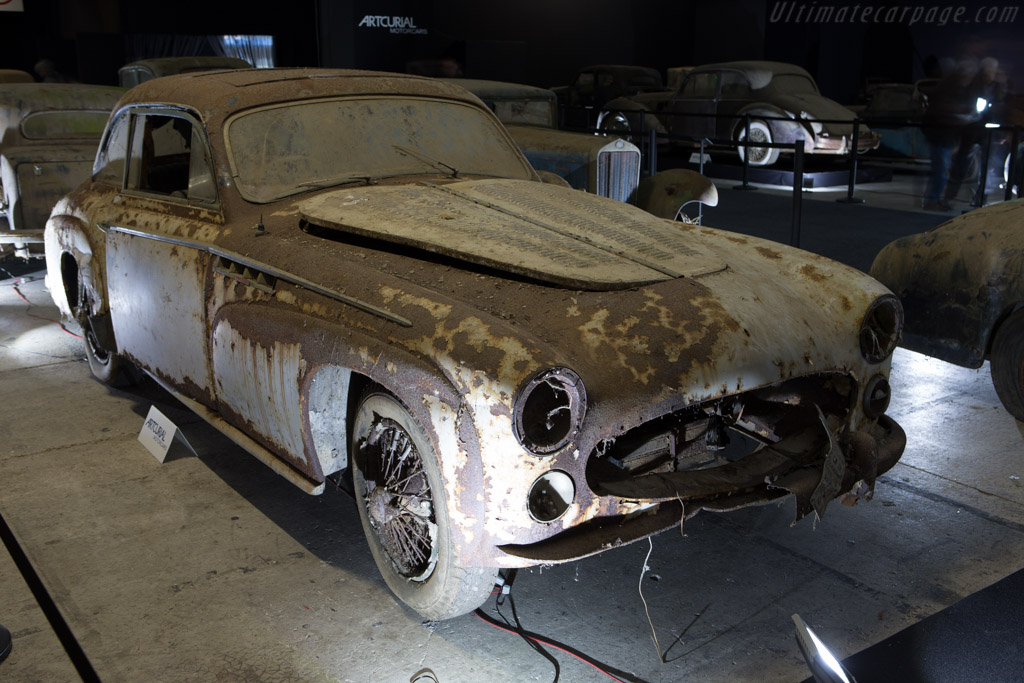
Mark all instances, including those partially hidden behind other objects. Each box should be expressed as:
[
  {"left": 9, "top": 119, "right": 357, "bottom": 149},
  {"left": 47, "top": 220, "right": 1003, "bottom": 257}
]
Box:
[{"left": 298, "top": 179, "right": 725, "bottom": 289}]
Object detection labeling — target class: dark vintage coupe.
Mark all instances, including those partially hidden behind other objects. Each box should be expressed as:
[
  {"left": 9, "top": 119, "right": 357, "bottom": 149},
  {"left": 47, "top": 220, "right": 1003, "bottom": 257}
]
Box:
[
  {"left": 45, "top": 68, "right": 905, "bottom": 619},
  {"left": 600, "top": 61, "right": 880, "bottom": 166}
]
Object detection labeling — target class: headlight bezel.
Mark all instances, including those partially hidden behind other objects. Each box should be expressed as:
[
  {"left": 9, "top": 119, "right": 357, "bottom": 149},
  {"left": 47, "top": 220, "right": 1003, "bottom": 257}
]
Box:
[
  {"left": 513, "top": 366, "right": 587, "bottom": 456},
  {"left": 859, "top": 295, "right": 904, "bottom": 363}
]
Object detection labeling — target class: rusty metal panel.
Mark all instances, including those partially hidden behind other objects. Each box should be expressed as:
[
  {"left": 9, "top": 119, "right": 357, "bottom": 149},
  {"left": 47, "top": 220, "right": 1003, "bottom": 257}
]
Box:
[
  {"left": 210, "top": 319, "right": 312, "bottom": 474},
  {"left": 105, "top": 228, "right": 213, "bottom": 400}
]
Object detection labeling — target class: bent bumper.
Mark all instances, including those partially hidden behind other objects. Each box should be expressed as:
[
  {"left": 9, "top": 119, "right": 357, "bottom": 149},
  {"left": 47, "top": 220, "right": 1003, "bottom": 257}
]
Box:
[{"left": 496, "top": 414, "right": 906, "bottom": 565}]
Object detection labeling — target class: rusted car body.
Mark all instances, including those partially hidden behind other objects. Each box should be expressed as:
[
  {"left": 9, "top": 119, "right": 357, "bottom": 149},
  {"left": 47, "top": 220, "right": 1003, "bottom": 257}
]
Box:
[
  {"left": 45, "top": 69, "right": 905, "bottom": 620},
  {"left": 450, "top": 78, "right": 717, "bottom": 220},
  {"left": 118, "top": 56, "right": 252, "bottom": 88},
  {"left": 870, "top": 201, "right": 1024, "bottom": 420},
  {"left": 601, "top": 61, "right": 880, "bottom": 166},
  {"left": 0, "top": 83, "right": 123, "bottom": 258}
]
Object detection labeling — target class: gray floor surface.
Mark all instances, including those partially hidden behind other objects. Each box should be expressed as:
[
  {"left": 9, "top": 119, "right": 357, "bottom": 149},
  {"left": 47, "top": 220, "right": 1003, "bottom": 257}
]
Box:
[{"left": 2, "top": 175, "right": 1022, "bottom": 682}]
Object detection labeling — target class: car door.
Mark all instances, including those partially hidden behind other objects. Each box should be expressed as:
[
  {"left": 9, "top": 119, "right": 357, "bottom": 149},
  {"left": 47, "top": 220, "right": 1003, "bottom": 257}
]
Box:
[
  {"left": 666, "top": 71, "right": 720, "bottom": 140},
  {"left": 102, "top": 106, "right": 221, "bottom": 405}
]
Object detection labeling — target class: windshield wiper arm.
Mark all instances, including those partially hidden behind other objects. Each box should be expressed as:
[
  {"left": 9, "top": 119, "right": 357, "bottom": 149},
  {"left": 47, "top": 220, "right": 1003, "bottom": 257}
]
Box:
[
  {"left": 297, "top": 175, "right": 379, "bottom": 190},
  {"left": 392, "top": 144, "right": 459, "bottom": 178}
]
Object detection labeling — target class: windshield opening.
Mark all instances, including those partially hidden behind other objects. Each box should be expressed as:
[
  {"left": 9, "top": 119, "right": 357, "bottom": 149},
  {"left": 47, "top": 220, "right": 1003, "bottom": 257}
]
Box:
[{"left": 226, "top": 96, "right": 534, "bottom": 203}]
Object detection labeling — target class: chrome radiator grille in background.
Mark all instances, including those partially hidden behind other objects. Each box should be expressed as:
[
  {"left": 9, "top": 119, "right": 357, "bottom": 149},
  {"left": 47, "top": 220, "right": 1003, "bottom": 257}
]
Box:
[{"left": 596, "top": 144, "right": 641, "bottom": 204}]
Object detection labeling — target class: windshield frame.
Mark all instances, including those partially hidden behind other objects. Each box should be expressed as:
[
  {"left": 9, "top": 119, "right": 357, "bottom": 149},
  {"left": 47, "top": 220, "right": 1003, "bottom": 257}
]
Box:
[{"left": 223, "top": 94, "right": 537, "bottom": 204}]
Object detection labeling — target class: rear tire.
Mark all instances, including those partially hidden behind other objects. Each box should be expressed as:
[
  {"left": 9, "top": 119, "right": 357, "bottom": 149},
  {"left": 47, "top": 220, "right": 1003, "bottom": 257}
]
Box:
[
  {"left": 351, "top": 391, "right": 497, "bottom": 619},
  {"left": 83, "top": 314, "right": 129, "bottom": 386},
  {"left": 991, "top": 309, "right": 1024, "bottom": 422}
]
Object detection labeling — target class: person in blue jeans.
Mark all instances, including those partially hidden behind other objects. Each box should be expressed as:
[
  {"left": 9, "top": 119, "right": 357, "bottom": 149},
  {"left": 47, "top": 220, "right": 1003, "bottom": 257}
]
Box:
[{"left": 922, "top": 59, "right": 979, "bottom": 211}]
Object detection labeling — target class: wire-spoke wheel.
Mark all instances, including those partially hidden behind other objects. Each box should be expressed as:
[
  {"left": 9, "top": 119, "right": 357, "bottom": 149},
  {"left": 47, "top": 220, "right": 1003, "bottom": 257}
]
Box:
[
  {"left": 736, "top": 119, "right": 780, "bottom": 167},
  {"left": 82, "top": 310, "right": 130, "bottom": 386},
  {"left": 352, "top": 391, "right": 498, "bottom": 619}
]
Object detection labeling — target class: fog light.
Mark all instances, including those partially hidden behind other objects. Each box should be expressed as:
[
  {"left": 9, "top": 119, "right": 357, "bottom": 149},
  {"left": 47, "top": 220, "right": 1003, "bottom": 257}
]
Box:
[
  {"left": 863, "top": 374, "right": 891, "bottom": 418},
  {"left": 528, "top": 471, "right": 575, "bottom": 522}
]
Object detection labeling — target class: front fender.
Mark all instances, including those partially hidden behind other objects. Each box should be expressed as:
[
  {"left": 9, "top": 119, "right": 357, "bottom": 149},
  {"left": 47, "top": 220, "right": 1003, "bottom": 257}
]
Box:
[
  {"left": 207, "top": 302, "right": 491, "bottom": 566},
  {"left": 634, "top": 169, "right": 718, "bottom": 220}
]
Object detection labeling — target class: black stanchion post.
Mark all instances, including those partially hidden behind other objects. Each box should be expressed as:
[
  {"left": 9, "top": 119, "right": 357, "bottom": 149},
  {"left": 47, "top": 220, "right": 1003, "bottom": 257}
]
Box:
[
  {"left": 734, "top": 113, "right": 755, "bottom": 190},
  {"left": 974, "top": 126, "right": 992, "bottom": 208},
  {"left": 791, "top": 143, "right": 804, "bottom": 248},
  {"left": 649, "top": 129, "right": 657, "bottom": 176},
  {"left": 836, "top": 118, "right": 865, "bottom": 204},
  {"left": 1007, "top": 127, "right": 1020, "bottom": 202},
  {"left": 698, "top": 137, "right": 706, "bottom": 225}
]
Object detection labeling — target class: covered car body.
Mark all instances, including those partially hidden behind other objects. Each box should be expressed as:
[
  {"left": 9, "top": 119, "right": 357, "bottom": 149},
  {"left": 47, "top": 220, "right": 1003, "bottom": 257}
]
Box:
[
  {"left": 870, "top": 200, "right": 1024, "bottom": 420},
  {"left": 601, "top": 61, "right": 880, "bottom": 166},
  {"left": 0, "top": 83, "right": 122, "bottom": 257},
  {"left": 45, "top": 68, "right": 905, "bottom": 620},
  {"left": 118, "top": 56, "right": 252, "bottom": 88},
  {"left": 450, "top": 78, "right": 716, "bottom": 220}
]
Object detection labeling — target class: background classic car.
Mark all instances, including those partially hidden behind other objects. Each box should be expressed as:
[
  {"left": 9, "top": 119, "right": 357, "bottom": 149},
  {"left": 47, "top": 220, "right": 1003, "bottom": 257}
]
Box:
[
  {"left": 0, "top": 83, "right": 123, "bottom": 258},
  {"left": 600, "top": 61, "right": 880, "bottom": 166},
  {"left": 450, "top": 78, "right": 717, "bottom": 220},
  {"left": 46, "top": 68, "right": 905, "bottom": 620},
  {"left": 117, "top": 56, "right": 252, "bottom": 87},
  {"left": 870, "top": 201, "right": 1024, "bottom": 421}
]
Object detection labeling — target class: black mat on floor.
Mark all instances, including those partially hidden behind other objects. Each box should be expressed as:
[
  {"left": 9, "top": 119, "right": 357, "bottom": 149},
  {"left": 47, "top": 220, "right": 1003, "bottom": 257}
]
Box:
[
  {"left": 698, "top": 187, "right": 949, "bottom": 274},
  {"left": 816, "top": 567, "right": 1024, "bottom": 682}
]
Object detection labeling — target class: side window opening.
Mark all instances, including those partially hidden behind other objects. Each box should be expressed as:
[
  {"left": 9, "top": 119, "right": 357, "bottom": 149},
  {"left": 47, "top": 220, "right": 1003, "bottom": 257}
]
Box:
[{"left": 126, "top": 112, "right": 217, "bottom": 203}]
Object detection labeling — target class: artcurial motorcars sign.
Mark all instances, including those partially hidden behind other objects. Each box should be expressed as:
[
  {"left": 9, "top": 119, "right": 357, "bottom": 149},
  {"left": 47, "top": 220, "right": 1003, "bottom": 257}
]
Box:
[{"left": 357, "top": 15, "right": 427, "bottom": 34}]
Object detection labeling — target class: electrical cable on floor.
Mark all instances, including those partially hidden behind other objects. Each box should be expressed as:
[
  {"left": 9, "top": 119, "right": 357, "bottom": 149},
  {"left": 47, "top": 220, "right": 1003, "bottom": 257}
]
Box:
[
  {"left": 638, "top": 537, "right": 665, "bottom": 663},
  {"left": 473, "top": 571, "right": 647, "bottom": 683},
  {"left": 9, "top": 282, "right": 82, "bottom": 339},
  {"left": 0, "top": 508, "right": 101, "bottom": 682}
]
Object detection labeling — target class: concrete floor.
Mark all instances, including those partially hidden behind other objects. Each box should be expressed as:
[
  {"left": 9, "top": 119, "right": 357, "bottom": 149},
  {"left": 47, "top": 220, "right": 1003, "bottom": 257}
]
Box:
[{"left": 2, "top": 178, "right": 1023, "bottom": 682}]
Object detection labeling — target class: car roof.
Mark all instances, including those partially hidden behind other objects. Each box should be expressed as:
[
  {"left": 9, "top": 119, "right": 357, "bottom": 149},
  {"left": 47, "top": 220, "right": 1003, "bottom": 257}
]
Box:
[
  {"left": 115, "top": 68, "right": 489, "bottom": 124},
  {"left": 444, "top": 78, "right": 554, "bottom": 100},
  {"left": 119, "top": 56, "right": 253, "bottom": 77},
  {"left": 0, "top": 83, "right": 124, "bottom": 134},
  {"left": 690, "top": 61, "right": 813, "bottom": 89}
]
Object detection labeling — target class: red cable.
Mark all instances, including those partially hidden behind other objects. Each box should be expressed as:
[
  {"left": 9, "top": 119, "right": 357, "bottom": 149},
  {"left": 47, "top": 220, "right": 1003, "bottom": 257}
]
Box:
[
  {"left": 11, "top": 284, "right": 83, "bottom": 339},
  {"left": 473, "top": 609, "right": 629, "bottom": 683}
]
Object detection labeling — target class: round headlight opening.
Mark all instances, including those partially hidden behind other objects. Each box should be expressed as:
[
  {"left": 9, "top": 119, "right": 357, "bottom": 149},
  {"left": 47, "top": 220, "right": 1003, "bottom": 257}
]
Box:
[
  {"left": 514, "top": 367, "right": 587, "bottom": 455},
  {"left": 528, "top": 470, "right": 575, "bottom": 523},
  {"left": 860, "top": 295, "right": 903, "bottom": 363}
]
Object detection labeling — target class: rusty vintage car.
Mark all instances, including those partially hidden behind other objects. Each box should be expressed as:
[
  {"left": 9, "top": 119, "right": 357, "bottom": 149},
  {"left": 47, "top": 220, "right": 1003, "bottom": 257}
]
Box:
[
  {"left": 600, "top": 61, "right": 880, "bottom": 166},
  {"left": 870, "top": 200, "right": 1024, "bottom": 421},
  {"left": 449, "top": 78, "right": 717, "bottom": 221},
  {"left": 1, "top": 83, "right": 123, "bottom": 258},
  {"left": 45, "top": 68, "right": 906, "bottom": 620}
]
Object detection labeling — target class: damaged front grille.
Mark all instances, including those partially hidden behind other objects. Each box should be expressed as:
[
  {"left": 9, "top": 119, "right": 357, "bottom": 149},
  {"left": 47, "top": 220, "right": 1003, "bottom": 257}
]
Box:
[{"left": 586, "top": 373, "right": 854, "bottom": 501}]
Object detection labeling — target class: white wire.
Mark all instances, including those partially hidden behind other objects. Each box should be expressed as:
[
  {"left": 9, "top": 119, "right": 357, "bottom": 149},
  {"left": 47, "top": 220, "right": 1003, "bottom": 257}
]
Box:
[{"left": 638, "top": 536, "right": 664, "bottom": 662}]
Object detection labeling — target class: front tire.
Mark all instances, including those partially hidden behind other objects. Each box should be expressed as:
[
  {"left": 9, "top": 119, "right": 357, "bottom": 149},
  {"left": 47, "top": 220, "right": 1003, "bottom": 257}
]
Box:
[
  {"left": 351, "top": 391, "right": 498, "bottom": 619},
  {"left": 735, "top": 119, "right": 780, "bottom": 166},
  {"left": 990, "top": 310, "right": 1024, "bottom": 422}
]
